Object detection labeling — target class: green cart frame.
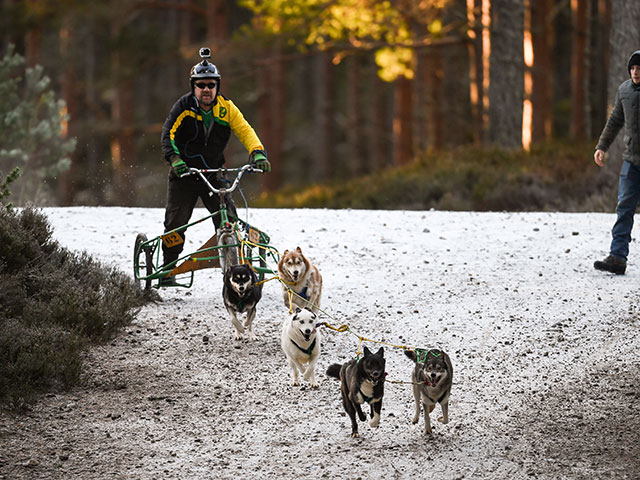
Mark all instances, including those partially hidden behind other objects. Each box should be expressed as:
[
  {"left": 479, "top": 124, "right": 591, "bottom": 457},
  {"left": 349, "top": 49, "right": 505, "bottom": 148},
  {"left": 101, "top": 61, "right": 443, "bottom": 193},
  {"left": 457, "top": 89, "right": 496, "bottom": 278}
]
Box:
[{"left": 133, "top": 164, "right": 279, "bottom": 290}]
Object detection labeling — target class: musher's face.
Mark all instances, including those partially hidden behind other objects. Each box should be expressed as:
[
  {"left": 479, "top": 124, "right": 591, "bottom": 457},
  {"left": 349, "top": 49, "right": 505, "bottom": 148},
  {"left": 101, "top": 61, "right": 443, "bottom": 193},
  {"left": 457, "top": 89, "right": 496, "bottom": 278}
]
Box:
[
  {"left": 631, "top": 65, "right": 640, "bottom": 85},
  {"left": 194, "top": 79, "right": 218, "bottom": 109}
]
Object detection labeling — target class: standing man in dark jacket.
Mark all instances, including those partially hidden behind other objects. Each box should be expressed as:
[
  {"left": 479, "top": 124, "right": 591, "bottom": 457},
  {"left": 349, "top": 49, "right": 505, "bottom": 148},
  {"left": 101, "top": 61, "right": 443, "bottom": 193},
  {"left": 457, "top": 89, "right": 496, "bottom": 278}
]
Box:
[
  {"left": 593, "top": 50, "right": 640, "bottom": 275},
  {"left": 159, "top": 47, "right": 270, "bottom": 285}
]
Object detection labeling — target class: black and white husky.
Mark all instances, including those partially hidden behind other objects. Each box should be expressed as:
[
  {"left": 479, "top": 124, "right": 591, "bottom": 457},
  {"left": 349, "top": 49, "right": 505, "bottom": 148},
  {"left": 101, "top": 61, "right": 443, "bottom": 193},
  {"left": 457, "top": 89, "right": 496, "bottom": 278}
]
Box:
[
  {"left": 404, "top": 348, "right": 453, "bottom": 434},
  {"left": 280, "top": 307, "right": 320, "bottom": 388},
  {"left": 326, "top": 347, "right": 386, "bottom": 437},
  {"left": 222, "top": 264, "right": 262, "bottom": 341}
]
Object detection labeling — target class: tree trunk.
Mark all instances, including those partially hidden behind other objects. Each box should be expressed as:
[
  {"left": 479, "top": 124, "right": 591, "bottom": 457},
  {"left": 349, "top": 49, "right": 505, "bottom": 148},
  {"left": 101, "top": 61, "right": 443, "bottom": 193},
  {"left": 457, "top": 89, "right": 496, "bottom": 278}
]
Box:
[
  {"left": 570, "top": 0, "right": 590, "bottom": 141},
  {"left": 59, "top": 22, "right": 78, "bottom": 206},
  {"left": 368, "top": 56, "right": 389, "bottom": 172},
  {"left": 24, "top": 0, "right": 42, "bottom": 67},
  {"left": 590, "top": 0, "right": 610, "bottom": 139},
  {"left": 207, "top": 0, "right": 228, "bottom": 44},
  {"left": 442, "top": 0, "right": 472, "bottom": 146},
  {"left": 313, "top": 52, "right": 335, "bottom": 180},
  {"left": 467, "top": 0, "right": 488, "bottom": 143},
  {"left": 346, "top": 54, "right": 365, "bottom": 177},
  {"left": 110, "top": 23, "right": 136, "bottom": 206},
  {"left": 393, "top": 76, "right": 413, "bottom": 165},
  {"left": 530, "top": 0, "right": 553, "bottom": 143},
  {"left": 258, "top": 47, "right": 284, "bottom": 192},
  {"left": 425, "top": 48, "right": 445, "bottom": 150},
  {"left": 488, "top": 0, "right": 524, "bottom": 149}
]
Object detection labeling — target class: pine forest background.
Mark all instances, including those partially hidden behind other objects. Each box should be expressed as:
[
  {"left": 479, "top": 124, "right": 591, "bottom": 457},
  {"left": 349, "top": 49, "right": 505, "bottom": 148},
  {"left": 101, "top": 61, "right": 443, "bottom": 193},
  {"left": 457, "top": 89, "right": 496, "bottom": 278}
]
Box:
[{"left": 2, "top": 0, "right": 640, "bottom": 211}]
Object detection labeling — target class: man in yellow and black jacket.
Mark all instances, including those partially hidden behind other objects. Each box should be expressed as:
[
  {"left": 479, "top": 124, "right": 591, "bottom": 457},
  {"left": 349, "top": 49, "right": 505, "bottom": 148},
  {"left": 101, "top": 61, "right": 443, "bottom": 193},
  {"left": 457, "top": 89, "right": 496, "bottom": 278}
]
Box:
[{"left": 159, "top": 48, "right": 270, "bottom": 284}]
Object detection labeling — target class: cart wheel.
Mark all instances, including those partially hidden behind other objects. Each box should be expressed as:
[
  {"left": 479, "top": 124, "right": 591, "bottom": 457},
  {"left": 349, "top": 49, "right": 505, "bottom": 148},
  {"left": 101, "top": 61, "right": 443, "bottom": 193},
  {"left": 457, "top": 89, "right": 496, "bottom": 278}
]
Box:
[{"left": 134, "top": 233, "right": 153, "bottom": 291}]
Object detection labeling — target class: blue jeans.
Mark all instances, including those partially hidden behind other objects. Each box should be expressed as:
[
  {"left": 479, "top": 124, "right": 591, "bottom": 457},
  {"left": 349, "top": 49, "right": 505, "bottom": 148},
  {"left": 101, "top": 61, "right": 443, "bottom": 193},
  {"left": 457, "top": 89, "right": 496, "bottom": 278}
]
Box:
[{"left": 610, "top": 160, "right": 640, "bottom": 262}]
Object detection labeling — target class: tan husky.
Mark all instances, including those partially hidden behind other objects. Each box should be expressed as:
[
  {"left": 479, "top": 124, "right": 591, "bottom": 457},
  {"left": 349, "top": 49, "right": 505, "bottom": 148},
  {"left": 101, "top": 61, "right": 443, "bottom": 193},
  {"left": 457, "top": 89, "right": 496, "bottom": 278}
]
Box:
[{"left": 277, "top": 247, "right": 322, "bottom": 313}]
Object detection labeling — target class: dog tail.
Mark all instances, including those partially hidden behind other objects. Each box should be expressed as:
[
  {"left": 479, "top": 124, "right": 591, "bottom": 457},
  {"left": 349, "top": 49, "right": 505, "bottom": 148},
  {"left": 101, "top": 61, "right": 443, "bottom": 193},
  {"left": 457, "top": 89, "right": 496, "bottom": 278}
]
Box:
[
  {"left": 404, "top": 350, "right": 417, "bottom": 362},
  {"left": 326, "top": 363, "right": 342, "bottom": 379}
]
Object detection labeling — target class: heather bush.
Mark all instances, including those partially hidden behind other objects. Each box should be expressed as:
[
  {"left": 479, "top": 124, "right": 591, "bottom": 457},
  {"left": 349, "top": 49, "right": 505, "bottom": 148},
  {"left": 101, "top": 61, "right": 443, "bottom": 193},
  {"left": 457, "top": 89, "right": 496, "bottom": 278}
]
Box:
[
  {"left": 254, "top": 143, "right": 613, "bottom": 211},
  {"left": 0, "top": 207, "right": 146, "bottom": 409}
]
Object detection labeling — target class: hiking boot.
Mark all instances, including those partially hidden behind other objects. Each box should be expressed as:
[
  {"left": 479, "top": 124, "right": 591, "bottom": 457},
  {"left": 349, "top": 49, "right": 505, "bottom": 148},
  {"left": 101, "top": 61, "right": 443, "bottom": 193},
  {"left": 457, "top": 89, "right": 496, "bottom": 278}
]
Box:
[
  {"left": 594, "top": 255, "right": 626, "bottom": 275},
  {"left": 158, "top": 276, "right": 178, "bottom": 287}
]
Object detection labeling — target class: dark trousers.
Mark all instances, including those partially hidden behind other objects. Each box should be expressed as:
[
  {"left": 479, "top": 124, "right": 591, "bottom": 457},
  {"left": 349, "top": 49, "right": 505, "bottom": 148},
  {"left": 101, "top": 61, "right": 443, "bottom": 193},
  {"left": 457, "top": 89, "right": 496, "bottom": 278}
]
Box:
[
  {"left": 162, "top": 174, "right": 237, "bottom": 267},
  {"left": 610, "top": 160, "right": 640, "bottom": 262}
]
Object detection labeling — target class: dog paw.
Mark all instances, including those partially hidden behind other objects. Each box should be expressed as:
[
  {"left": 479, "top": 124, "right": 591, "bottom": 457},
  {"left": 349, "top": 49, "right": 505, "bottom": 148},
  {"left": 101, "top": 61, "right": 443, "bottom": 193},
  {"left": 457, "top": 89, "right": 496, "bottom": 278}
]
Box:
[
  {"left": 350, "top": 432, "right": 360, "bottom": 438},
  {"left": 437, "top": 416, "right": 449, "bottom": 424},
  {"left": 234, "top": 332, "right": 243, "bottom": 341},
  {"left": 369, "top": 418, "right": 380, "bottom": 428},
  {"left": 310, "top": 381, "right": 319, "bottom": 389},
  {"left": 411, "top": 416, "right": 419, "bottom": 424}
]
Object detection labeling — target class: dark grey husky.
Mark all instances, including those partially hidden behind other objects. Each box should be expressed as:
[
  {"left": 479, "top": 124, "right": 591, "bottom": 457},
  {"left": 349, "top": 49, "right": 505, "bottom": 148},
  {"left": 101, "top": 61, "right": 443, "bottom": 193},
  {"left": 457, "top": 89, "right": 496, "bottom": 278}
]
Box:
[
  {"left": 404, "top": 348, "right": 453, "bottom": 434},
  {"left": 326, "top": 346, "right": 386, "bottom": 437}
]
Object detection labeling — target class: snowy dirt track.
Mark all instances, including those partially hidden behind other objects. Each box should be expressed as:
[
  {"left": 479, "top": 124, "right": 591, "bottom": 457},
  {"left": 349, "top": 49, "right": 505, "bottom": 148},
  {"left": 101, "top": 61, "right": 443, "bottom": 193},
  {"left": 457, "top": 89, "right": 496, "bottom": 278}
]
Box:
[{"left": 1, "top": 207, "right": 639, "bottom": 480}]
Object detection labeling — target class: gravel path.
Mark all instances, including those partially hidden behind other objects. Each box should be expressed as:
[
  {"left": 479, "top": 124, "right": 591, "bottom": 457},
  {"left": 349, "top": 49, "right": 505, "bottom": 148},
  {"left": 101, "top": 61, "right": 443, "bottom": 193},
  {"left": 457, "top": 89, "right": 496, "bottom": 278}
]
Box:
[{"left": 1, "top": 208, "right": 639, "bottom": 479}]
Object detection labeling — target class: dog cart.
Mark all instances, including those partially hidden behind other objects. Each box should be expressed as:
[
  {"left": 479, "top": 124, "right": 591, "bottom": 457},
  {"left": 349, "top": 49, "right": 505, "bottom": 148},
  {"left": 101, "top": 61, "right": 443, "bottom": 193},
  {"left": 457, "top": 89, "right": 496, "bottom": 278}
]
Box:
[{"left": 133, "top": 163, "right": 279, "bottom": 290}]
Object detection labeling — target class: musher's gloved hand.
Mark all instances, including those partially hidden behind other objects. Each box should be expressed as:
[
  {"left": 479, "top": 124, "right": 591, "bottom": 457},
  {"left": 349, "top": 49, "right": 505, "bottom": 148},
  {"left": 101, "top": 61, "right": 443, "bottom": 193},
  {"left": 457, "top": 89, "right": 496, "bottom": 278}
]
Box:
[
  {"left": 171, "top": 156, "right": 189, "bottom": 177},
  {"left": 251, "top": 150, "right": 271, "bottom": 172}
]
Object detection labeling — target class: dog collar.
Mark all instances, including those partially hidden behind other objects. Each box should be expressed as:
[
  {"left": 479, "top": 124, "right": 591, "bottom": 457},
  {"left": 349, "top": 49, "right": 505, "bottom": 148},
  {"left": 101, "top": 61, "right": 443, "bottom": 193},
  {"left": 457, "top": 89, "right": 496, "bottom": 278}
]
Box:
[{"left": 290, "top": 337, "right": 316, "bottom": 355}]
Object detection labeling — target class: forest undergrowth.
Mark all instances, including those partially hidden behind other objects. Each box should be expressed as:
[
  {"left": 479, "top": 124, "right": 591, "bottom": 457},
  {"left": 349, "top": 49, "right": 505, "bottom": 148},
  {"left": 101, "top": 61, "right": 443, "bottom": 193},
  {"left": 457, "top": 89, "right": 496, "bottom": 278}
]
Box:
[{"left": 256, "top": 143, "right": 616, "bottom": 212}]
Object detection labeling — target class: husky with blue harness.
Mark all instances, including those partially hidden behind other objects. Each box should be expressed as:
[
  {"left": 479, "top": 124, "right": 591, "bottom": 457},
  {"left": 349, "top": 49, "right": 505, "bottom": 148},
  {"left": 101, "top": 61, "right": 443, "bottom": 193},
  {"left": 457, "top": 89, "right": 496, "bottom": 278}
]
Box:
[{"left": 277, "top": 247, "right": 322, "bottom": 313}]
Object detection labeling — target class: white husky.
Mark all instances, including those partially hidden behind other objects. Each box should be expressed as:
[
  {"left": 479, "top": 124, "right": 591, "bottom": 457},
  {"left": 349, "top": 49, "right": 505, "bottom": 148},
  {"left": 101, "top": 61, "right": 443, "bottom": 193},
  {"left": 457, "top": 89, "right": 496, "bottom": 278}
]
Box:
[{"left": 281, "top": 307, "right": 320, "bottom": 388}]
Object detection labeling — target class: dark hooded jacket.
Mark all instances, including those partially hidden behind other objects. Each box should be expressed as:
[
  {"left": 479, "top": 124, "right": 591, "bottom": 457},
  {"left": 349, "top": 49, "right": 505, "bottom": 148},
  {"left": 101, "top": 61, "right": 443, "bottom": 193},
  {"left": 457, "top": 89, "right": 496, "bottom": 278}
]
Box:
[{"left": 595, "top": 50, "right": 640, "bottom": 166}]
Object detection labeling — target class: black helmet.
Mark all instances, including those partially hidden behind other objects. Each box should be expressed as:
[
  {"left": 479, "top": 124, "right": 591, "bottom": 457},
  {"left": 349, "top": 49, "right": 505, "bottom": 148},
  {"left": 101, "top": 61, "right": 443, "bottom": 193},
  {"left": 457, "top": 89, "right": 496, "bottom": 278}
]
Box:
[{"left": 190, "top": 47, "right": 221, "bottom": 88}]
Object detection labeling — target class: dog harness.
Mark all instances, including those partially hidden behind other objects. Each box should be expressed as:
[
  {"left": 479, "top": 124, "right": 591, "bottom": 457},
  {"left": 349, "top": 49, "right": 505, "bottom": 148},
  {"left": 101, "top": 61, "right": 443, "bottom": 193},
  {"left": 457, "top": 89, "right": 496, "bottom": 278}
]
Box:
[
  {"left": 232, "top": 288, "right": 253, "bottom": 311},
  {"left": 290, "top": 338, "right": 316, "bottom": 355},
  {"left": 358, "top": 387, "right": 374, "bottom": 404}
]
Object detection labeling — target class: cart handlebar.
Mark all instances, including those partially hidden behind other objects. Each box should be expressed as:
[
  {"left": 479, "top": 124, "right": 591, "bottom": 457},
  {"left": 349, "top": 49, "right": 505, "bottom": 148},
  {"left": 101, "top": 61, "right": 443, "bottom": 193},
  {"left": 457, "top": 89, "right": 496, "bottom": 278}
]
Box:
[{"left": 186, "top": 164, "right": 263, "bottom": 195}]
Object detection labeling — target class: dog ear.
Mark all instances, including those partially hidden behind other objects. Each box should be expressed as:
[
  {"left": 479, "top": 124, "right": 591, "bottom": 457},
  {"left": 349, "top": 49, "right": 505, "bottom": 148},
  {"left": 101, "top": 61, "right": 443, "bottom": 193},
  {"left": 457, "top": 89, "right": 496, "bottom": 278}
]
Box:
[
  {"left": 375, "top": 347, "right": 384, "bottom": 357},
  {"left": 363, "top": 346, "right": 371, "bottom": 356},
  {"left": 296, "top": 246, "right": 302, "bottom": 253},
  {"left": 295, "top": 307, "right": 302, "bottom": 313}
]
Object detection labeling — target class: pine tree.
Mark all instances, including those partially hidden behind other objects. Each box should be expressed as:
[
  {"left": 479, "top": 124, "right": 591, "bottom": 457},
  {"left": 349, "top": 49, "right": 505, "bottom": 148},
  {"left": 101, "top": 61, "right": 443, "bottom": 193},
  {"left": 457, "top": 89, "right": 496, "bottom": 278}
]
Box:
[{"left": 0, "top": 44, "right": 75, "bottom": 205}]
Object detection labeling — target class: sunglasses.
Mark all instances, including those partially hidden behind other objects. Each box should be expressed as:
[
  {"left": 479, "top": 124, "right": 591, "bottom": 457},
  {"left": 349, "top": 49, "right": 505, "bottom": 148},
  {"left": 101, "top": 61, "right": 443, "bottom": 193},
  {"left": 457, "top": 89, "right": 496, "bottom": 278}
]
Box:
[{"left": 195, "top": 82, "right": 218, "bottom": 90}]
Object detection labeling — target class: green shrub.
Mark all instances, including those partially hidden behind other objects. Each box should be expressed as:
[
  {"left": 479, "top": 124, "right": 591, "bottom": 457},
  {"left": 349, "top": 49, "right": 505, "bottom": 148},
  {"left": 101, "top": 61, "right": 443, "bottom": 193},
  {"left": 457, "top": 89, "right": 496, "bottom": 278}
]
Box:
[
  {"left": 254, "top": 143, "right": 611, "bottom": 211},
  {"left": 0, "top": 207, "right": 146, "bottom": 409},
  {"left": 0, "top": 44, "right": 75, "bottom": 205}
]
